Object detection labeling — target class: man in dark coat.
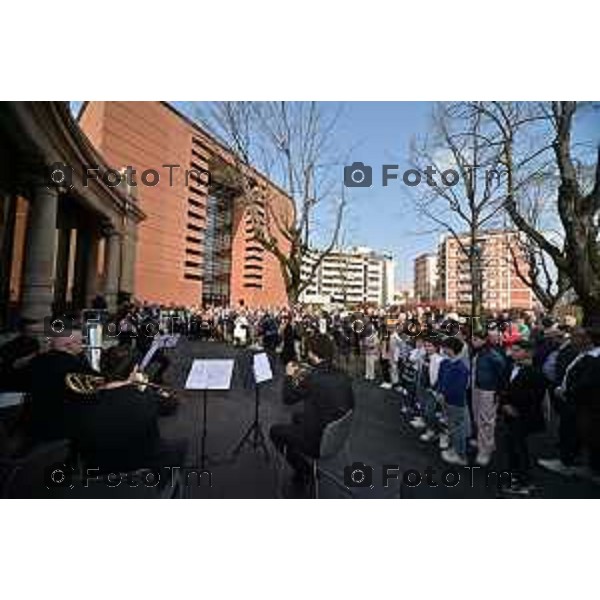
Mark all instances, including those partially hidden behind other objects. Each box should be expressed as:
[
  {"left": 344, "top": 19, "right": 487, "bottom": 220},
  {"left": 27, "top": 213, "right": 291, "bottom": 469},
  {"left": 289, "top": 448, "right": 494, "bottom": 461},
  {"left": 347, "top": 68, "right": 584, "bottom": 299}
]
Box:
[
  {"left": 19, "top": 330, "right": 96, "bottom": 444},
  {"left": 567, "top": 327, "right": 600, "bottom": 475},
  {"left": 499, "top": 340, "right": 546, "bottom": 494},
  {"left": 270, "top": 334, "right": 354, "bottom": 493}
]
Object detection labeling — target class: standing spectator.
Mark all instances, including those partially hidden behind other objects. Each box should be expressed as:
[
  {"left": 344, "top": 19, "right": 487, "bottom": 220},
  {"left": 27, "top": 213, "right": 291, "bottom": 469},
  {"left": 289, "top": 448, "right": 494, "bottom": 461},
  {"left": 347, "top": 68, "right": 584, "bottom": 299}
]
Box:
[
  {"left": 538, "top": 328, "right": 591, "bottom": 475},
  {"left": 437, "top": 337, "right": 470, "bottom": 466},
  {"left": 572, "top": 327, "right": 600, "bottom": 476},
  {"left": 414, "top": 337, "right": 446, "bottom": 442},
  {"left": 233, "top": 312, "right": 249, "bottom": 346},
  {"left": 499, "top": 340, "right": 546, "bottom": 495},
  {"left": 471, "top": 331, "right": 508, "bottom": 466},
  {"left": 363, "top": 324, "right": 380, "bottom": 382},
  {"left": 540, "top": 327, "right": 599, "bottom": 477},
  {"left": 279, "top": 315, "right": 297, "bottom": 366},
  {"left": 387, "top": 325, "right": 404, "bottom": 389}
]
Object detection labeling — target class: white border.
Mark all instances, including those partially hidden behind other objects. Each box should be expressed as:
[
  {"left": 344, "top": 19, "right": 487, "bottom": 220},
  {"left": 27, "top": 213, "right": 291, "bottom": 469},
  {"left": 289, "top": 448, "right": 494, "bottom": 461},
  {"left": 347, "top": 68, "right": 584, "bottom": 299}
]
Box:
[
  {"left": 2, "top": 1, "right": 598, "bottom": 597},
  {"left": 1, "top": 1, "right": 597, "bottom": 99}
]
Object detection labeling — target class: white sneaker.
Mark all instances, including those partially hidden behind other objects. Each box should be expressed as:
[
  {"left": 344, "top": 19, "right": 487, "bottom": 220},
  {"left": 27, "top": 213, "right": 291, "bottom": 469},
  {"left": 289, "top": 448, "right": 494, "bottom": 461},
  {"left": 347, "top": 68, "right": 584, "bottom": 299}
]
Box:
[
  {"left": 419, "top": 429, "right": 436, "bottom": 442},
  {"left": 409, "top": 416, "right": 426, "bottom": 430},
  {"left": 441, "top": 449, "right": 467, "bottom": 466},
  {"left": 379, "top": 382, "right": 393, "bottom": 390},
  {"left": 475, "top": 452, "right": 492, "bottom": 466},
  {"left": 438, "top": 434, "right": 450, "bottom": 450},
  {"left": 537, "top": 458, "right": 577, "bottom": 477}
]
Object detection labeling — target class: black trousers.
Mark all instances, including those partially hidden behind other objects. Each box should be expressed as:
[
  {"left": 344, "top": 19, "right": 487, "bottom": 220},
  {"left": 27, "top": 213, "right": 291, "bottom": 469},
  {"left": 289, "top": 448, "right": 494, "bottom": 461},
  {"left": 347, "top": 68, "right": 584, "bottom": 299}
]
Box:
[
  {"left": 269, "top": 423, "right": 314, "bottom": 482},
  {"left": 503, "top": 417, "right": 530, "bottom": 484},
  {"left": 380, "top": 358, "right": 391, "bottom": 383},
  {"left": 556, "top": 400, "right": 580, "bottom": 466}
]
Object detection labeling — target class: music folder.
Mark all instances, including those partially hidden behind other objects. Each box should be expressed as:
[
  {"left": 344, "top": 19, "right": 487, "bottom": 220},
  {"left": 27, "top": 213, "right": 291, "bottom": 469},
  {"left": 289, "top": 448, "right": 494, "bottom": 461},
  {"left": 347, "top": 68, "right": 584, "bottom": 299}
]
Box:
[
  {"left": 252, "top": 352, "right": 273, "bottom": 384},
  {"left": 185, "top": 359, "right": 235, "bottom": 390}
]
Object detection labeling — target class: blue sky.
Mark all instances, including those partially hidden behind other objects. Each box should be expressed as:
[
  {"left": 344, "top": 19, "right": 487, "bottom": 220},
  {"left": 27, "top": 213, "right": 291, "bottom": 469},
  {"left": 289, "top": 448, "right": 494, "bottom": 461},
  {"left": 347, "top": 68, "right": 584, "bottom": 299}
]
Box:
[
  {"left": 172, "top": 101, "right": 438, "bottom": 286},
  {"left": 332, "top": 101, "right": 436, "bottom": 284},
  {"left": 71, "top": 101, "right": 599, "bottom": 287}
]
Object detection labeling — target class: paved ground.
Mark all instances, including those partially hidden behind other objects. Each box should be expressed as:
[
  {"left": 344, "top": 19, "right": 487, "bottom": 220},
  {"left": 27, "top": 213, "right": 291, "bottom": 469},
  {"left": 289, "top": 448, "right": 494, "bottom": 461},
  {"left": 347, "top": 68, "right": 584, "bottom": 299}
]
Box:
[{"left": 153, "top": 339, "right": 600, "bottom": 499}]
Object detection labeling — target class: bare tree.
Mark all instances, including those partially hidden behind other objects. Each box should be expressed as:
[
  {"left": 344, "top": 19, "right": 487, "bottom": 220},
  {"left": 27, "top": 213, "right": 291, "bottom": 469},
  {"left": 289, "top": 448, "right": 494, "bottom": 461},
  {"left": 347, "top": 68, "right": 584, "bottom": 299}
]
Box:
[
  {"left": 410, "top": 103, "right": 508, "bottom": 318},
  {"left": 509, "top": 234, "right": 570, "bottom": 313},
  {"left": 469, "top": 102, "right": 600, "bottom": 325},
  {"left": 195, "top": 102, "right": 345, "bottom": 304},
  {"left": 505, "top": 177, "right": 570, "bottom": 312}
]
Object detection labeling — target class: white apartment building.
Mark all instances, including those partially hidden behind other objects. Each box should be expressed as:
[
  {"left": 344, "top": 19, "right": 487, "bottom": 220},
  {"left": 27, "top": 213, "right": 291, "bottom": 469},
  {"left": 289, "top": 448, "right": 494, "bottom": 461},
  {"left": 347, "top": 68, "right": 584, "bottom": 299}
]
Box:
[{"left": 299, "top": 246, "right": 395, "bottom": 306}]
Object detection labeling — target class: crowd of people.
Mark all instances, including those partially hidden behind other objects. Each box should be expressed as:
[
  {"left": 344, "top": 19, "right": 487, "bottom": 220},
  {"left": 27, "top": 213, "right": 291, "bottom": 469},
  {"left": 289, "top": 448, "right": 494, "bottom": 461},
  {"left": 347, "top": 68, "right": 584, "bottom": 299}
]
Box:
[{"left": 1, "top": 296, "right": 599, "bottom": 497}]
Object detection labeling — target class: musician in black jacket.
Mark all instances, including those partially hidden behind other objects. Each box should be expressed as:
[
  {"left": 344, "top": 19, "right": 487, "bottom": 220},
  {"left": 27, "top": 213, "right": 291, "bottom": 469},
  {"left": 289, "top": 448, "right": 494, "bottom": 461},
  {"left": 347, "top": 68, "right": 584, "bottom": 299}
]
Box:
[
  {"left": 19, "top": 330, "right": 96, "bottom": 445},
  {"left": 499, "top": 340, "right": 546, "bottom": 493},
  {"left": 270, "top": 333, "right": 354, "bottom": 492}
]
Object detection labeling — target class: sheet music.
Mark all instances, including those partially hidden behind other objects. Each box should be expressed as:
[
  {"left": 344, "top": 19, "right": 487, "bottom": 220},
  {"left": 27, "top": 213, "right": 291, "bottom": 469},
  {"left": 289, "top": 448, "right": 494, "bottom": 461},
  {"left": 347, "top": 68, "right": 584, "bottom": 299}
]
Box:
[
  {"left": 185, "top": 359, "right": 234, "bottom": 390},
  {"left": 253, "top": 352, "right": 273, "bottom": 384},
  {"left": 0, "top": 392, "right": 25, "bottom": 409}
]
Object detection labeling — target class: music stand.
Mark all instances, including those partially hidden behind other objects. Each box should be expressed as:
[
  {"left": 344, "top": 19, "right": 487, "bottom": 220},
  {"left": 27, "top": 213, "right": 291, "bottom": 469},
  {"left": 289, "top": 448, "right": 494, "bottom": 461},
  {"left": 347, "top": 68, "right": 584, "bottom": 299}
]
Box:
[
  {"left": 185, "top": 359, "right": 234, "bottom": 470},
  {"left": 232, "top": 351, "right": 272, "bottom": 461}
]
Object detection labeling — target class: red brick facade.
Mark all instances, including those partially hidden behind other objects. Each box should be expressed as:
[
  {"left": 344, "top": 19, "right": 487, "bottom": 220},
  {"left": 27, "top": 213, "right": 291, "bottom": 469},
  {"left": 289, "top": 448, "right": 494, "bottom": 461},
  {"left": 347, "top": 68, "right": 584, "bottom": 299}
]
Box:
[{"left": 79, "top": 101, "right": 292, "bottom": 308}]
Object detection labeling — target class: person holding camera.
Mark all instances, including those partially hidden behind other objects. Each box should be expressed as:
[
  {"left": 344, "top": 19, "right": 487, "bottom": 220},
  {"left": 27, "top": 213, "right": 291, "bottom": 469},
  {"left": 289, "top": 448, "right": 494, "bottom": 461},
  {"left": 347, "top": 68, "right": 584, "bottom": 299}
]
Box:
[{"left": 269, "top": 334, "right": 354, "bottom": 495}]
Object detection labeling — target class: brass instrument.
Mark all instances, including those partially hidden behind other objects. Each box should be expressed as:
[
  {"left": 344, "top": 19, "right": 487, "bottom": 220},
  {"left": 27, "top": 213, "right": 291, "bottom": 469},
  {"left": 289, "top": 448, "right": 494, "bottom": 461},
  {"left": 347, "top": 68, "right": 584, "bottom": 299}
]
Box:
[
  {"left": 288, "top": 361, "right": 313, "bottom": 386},
  {"left": 65, "top": 373, "right": 106, "bottom": 395},
  {"left": 65, "top": 372, "right": 174, "bottom": 396}
]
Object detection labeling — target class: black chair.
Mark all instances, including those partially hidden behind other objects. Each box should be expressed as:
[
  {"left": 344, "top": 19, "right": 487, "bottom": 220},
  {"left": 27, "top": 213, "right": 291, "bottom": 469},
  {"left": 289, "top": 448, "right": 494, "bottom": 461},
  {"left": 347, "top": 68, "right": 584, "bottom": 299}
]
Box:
[
  {"left": 309, "top": 409, "right": 354, "bottom": 498},
  {"left": 276, "top": 410, "right": 354, "bottom": 499}
]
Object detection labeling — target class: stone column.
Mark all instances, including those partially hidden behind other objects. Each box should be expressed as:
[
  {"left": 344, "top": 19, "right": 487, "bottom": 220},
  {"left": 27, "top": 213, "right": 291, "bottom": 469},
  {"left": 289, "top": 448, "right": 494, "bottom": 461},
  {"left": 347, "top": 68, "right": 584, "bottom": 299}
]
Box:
[
  {"left": 119, "top": 217, "right": 137, "bottom": 297},
  {"left": 0, "top": 193, "right": 17, "bottom": 325},
  {"left": 72, "top": 228, "right": 91, "bottom": 310},
  {"left": 85, "top": 231, "right": 101, "bottom": 306},
  {"left": 53, "top": 227, "right": 71, "bottom": 313},
  {"left": 104, "top": 229, "right": 121, "bottom": 312},
  {"left": 21, "top": 186, "right": 59, "bottom": 332}
]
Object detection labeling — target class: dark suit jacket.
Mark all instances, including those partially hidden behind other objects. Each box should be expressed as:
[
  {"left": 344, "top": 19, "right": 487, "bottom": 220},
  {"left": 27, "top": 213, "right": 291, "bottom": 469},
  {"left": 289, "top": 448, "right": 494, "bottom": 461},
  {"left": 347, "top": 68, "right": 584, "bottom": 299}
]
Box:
[
  {"left": 500, "top": 363, "right": 546, "bottom": 433},
  {"left": 282, "top": 361, "right": 354, "bottom": 456},
  {"left": 566, "top": 353, "right": 600, "bottom": 409},
  {"left": 69, "top": 386, "right": 162, "bottom": 472},
  {"left": 20, "top": 350, "right": 95, "bottom": 442}
]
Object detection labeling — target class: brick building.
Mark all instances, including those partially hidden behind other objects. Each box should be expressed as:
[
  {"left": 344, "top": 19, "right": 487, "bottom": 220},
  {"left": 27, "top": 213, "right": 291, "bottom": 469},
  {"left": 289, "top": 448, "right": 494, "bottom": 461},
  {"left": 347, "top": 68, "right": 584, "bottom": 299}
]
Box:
[
  {"left": 437, "top": 230, "right": 534, "bottom": 311},
  {"left": 79, "top": 101, "right": 293, "bottom": 308}
]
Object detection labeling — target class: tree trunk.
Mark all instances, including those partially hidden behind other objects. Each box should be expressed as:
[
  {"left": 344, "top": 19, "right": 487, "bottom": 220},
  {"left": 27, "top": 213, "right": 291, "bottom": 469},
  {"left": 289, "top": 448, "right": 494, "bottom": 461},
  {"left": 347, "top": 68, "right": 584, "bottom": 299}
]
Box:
[{"left": 579, "top": 296, "right": 600, "bottom": 327}]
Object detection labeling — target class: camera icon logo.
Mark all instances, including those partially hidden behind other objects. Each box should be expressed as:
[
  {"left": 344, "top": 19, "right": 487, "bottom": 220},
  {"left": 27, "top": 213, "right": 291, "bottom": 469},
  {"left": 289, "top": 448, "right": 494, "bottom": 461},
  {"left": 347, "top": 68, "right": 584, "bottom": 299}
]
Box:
[
  {"left": 43, "top": 316, "right": 74, "bottom": 339},
  {"left": 344, "top": 162, "right": 372, "bottom": 187},
  {"left": 44, "top": 463, "right": 75, "bottom": 490},
  {"left": 339, "top": 312, "right": 378, "bottom": 344},
  {"left": 47, "top": 162, "right": 73, "bottom": 189},
  {"left": 344, "top": 461, "right": 373, "bottom": 488}
]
